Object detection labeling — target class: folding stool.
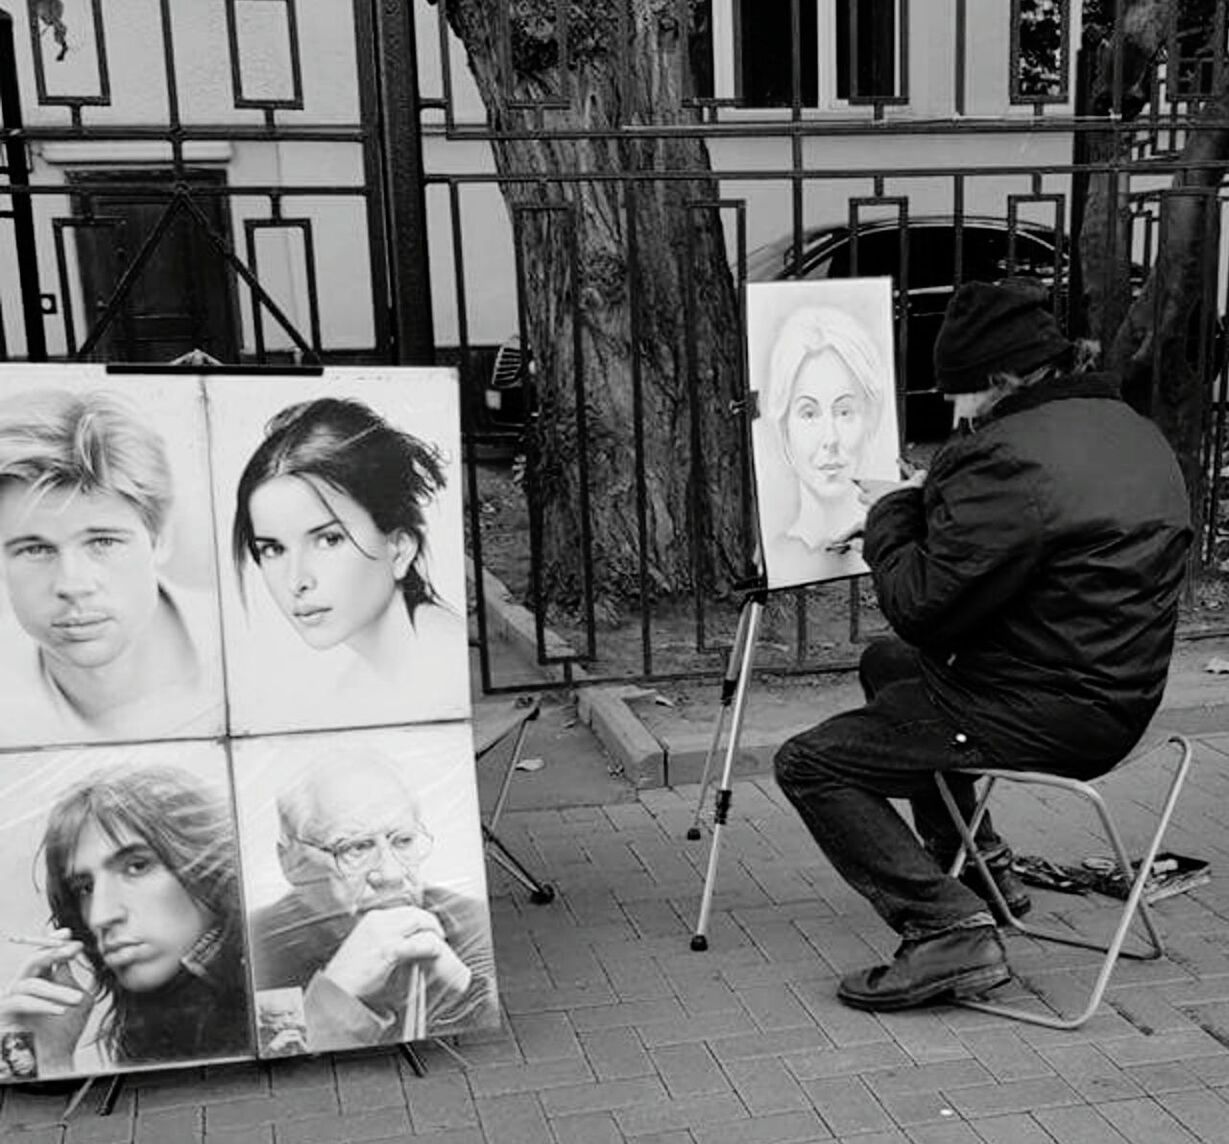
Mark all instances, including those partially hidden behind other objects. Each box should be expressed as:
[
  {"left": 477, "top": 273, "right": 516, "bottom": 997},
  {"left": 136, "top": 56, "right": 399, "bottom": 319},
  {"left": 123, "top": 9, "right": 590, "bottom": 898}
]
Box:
[
  {"left": 934, "top": 731, "right": 1194, "bottom": 1029},
  {"left": 473, "top": 699, "right": 556, "bottom": 904}
]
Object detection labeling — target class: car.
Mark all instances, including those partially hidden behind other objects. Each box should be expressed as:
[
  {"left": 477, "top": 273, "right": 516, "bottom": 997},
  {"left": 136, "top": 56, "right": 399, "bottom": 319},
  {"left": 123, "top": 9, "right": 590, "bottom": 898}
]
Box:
[{"left": 746, "top": 214, "right": 1078, "bottom": 441}]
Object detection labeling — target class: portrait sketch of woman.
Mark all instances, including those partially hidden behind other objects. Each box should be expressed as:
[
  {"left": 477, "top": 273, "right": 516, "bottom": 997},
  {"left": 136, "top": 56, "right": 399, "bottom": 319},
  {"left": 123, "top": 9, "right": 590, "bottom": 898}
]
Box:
[
  {"left": 747, "top": 279, "right": 901, "bottom": 590},
  {"left": 207, "top": 371, "right": 471, "bottom": 736},
  {"left": 0, "top": 743, "right": 252, "bottom": 1081}
]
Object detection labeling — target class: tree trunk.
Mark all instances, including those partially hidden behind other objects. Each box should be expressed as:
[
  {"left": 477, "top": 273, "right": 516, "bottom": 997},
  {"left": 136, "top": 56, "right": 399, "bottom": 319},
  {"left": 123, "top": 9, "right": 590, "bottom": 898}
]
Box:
[
  {"left": 435, "top": 0, "right": 745, "bottom": 611},
  {"left": 1080, "top": 0, "right": 1229, "bottom": 532}
]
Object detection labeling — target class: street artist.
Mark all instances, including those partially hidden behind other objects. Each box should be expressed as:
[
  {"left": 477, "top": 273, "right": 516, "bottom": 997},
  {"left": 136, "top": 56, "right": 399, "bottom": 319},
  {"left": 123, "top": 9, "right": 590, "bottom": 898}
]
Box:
[{"left": 775, "top": 280, "right": 1192, "bottom": 1010}]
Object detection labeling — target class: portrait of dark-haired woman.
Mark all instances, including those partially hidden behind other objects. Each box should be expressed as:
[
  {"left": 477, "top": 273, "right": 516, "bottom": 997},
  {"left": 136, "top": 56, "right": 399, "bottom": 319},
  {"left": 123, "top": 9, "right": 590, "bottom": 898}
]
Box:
[
  {"left": 228, "top": 395, "right": 469, "bottom": 730},
  {"left": 0, "top": 763, "right": 251, "bottom": 1075}
]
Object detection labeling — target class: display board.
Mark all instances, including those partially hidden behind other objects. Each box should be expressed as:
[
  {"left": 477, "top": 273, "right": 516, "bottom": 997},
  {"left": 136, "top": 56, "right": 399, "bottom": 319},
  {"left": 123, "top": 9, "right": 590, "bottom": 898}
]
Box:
[
  {"left": 746, "top": 279, "right": 902, "bottom": 590},
  {"left": 0, "top": 366, "right": 495, "bottom": 1083}
]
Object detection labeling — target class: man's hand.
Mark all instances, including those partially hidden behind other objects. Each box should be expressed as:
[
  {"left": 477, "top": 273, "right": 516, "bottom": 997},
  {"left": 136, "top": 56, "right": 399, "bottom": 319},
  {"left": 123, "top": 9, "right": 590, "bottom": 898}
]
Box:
[
  {"left": 0, "top": 931, "right": 94, "bottom": 1075},
  {"left": 854, "top": 469, "right": 927, "bottom": 509},
  {"left": 323, "top": 906, "right": 469, "bottom": 1007}
]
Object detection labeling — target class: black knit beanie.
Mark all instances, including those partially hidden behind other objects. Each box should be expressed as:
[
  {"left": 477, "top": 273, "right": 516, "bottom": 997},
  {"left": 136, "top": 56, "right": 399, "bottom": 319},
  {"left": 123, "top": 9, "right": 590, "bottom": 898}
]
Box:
[{"left": 933, "top": 281, "right": 1074, "bottom": 394}]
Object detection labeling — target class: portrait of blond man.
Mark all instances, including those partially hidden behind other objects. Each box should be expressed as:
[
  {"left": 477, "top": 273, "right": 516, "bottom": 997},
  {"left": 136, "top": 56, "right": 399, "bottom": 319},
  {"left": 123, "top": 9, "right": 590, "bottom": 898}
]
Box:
[{"left": 0, "top": 383, "right": 223, "bottom": 746}]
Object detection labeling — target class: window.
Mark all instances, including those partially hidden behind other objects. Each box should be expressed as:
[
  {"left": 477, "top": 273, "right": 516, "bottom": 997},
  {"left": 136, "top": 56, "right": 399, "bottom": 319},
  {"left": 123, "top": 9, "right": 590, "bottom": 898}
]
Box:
[
  {"left": 695, "top": 1, "right": 907, "bottom": 109},
  {"left": 835, "top": 0, "right": 901, "bottom": 101},
  {"left": 732, "top": 0, "right": 818, "bottom": 107}
]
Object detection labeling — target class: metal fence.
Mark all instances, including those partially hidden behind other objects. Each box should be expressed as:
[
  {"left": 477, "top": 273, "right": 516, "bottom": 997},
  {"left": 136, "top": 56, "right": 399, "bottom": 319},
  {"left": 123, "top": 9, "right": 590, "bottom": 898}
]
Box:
[{"left": 2, "top": 0, "right": 1227, "bottom": 695}]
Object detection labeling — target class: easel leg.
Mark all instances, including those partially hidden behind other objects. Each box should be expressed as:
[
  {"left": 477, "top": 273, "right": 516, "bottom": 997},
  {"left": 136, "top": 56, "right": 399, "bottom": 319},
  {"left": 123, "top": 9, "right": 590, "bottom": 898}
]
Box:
[
  {"left": 688, "top": 600, "right": 758, "bottom": 841},
  {"left": 690, "top": 599, "right": 763, "bottom": 952},
  {"left": 400, "top": 1043, "right": 428, "bottom": 1076},
  {"left": 97, "top": 1074, "right": 124, "bottom": 1116}
]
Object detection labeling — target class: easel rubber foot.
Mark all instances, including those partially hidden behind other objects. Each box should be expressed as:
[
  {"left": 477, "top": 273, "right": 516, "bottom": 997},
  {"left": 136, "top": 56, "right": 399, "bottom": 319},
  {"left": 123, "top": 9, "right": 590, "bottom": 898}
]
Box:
[
  {"left": 690, "top": 934, "right": 708, "bottom": 951},
  {"left": 530, "top": 885, "right": 556, "bottom": 905},
  {"left": 686, "top": 827, "right": 702, "bottom": 841}
]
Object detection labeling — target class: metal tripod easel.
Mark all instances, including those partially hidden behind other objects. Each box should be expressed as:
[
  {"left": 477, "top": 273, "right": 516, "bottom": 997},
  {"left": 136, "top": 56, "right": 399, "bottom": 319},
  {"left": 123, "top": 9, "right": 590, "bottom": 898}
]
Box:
[{"left": 688, "top": 591, "right": 765, "bottom": 951}]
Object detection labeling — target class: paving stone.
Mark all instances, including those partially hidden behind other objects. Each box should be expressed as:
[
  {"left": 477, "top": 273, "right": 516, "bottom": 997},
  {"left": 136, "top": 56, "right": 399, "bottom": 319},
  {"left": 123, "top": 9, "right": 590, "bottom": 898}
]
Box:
[
  {"left": 509, "top": 1013, "right": 585, "bottom": 1063},
  {"left": 708, "top": 1027, "right": 832, "bottom": 1063},
  {"left": 649, "top": 1044, "right": 729, "bottom": 1099},
  {"left": 132, "top": 1105, "right": 200, "bottom": 1144},
  {"left": 468, "top": 1056, "right": 594, "bottom": 1099},
  {"left": 874, "top": 1089, "right": 958, "bottom": 1128},
  {"left": 578, "top": 1029, "right": 655, "bottom": 1082},
  {"left": 539, "top": 1078, "right": 668, "bottom": 1119},
  {"left": 691, "top": 1109, "right": 831, "bottom": 1143},
  {"left": 1094, "top": 1096, "right": 1202, "bottom": 1143},
  {"left": 200, "top": 1126, "right": 275, "bottom": 1144},
  {"left": 719, "top": 1057, "right": 810, "bottom": 1117},
  {"left": 1098, "top": 1030, "right": 1229, "bottom": 1067},
  {"left": 475, "top": 1092, "right": 552, "bottom": 1144},
  {"left": 802, "top": 1076, "right": 894, "bottom": 1136},
  {"left": 404, "top": 1072, "right": 479, "bottom": 1133},
  {"left": 637, "top": 1010, "right": 758, "bottom": 1047},
  {"left": 783, "top": 1041, "right": 909, "bottom": 1082},
  {"left": 941, "top": 1077, "right": 1083, "bottom": 1118},
  {"left": 957, "top": 1029, "right": 1054, "bottom": 1082},
  {"left": 547, "top": 1111, "right": 625, "bottom": 1144},
  {"left": 903, "top": 1121, "right": 983, "bottom": 1143},
  {"left": 334, "top": 1054, "right": 408, "bottom": 1114},
  {"left": 1038, "top": 1044, "right": 1145, "bottom": 1102},
  {"left": 275, "top": 1108, "right": 414, "bottom": 1144},
  {"left": 965, "top": 1112, "right": 1055, "bottom": 1144},
  {"left": 1156, "top": 1089, "right": 1229, "bottom": 1139},
  {"left": 734, "top": 985, "right": 816, "bottom": 1032},
  {"left": 611, "top": 1091, "right": 749, "bottom": 1137},
  {"left": 570, "top": 1000, "right": 687, "bottom": 1034}
]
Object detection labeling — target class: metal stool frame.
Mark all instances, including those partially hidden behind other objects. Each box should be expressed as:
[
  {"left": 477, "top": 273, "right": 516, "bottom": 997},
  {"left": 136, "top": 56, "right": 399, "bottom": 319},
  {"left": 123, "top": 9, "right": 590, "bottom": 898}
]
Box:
[{"left": 934, "top": 732, "right": 1194, "bottom": 1029}]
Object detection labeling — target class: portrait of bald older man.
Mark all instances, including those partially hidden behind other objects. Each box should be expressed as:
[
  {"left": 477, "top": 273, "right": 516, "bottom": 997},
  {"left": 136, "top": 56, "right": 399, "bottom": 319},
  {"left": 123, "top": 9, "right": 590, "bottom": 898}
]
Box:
[{"left": 246, "top": 743, "right": 497, "bottom": 1053}]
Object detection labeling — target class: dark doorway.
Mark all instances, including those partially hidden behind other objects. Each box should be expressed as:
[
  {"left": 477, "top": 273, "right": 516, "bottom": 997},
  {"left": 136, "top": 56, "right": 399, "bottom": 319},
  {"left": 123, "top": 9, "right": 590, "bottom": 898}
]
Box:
[{"left": 69, "top": 168, "right": 239, "bottom": 363}]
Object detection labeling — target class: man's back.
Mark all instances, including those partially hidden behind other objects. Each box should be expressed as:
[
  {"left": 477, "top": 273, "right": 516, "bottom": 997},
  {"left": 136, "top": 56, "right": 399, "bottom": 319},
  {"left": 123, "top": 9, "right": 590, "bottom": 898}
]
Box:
[{"left": 868, "top": 373, "right": 1191, "bottom": 772}]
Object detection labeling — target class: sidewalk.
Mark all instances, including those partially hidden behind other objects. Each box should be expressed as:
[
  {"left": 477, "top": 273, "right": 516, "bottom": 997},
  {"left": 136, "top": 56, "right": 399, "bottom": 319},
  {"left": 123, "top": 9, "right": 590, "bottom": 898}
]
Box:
[{"left": 4, "top": 633, "right": 1229, "bottom": 1143}]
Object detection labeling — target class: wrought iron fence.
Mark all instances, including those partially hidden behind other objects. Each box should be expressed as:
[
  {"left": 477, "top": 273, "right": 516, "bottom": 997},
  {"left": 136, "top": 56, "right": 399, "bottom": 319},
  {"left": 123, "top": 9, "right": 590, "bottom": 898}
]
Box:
[{"left": 2, "top": 0, "right": 1227, "bottom": 695}]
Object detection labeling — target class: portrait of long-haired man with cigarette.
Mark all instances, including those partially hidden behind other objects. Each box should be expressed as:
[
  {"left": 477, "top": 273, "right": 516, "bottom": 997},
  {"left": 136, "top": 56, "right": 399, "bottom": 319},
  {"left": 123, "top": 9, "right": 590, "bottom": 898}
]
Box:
[{"left": 0, "top": 751, "right": 252, "bottom": 1077}]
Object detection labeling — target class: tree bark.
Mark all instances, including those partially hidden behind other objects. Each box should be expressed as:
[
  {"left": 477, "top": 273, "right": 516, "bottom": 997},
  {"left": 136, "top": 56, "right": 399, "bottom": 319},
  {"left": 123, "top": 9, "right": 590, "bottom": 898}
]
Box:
[
  {"left": 435, "top": 0, "right": 745, "bottom": 610},
  {"left": 1080, "top": 0, "right": 1228, "bottom": 531}
]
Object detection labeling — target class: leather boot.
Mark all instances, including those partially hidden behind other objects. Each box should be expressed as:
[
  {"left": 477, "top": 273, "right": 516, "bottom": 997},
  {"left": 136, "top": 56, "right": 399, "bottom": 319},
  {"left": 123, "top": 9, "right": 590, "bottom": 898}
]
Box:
[
  {"left": 838, "top": 924, "right": 1010, "bottom": 1011},
  {"left": 960, "top": 846, "right": 1032, "bottom": 922}
]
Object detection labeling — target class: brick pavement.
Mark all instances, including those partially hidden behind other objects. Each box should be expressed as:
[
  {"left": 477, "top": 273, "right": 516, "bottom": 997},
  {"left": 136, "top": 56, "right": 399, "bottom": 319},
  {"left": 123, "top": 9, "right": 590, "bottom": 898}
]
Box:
[{"left": 5, "top": 723, "right": 1229, "bottom": 1142}]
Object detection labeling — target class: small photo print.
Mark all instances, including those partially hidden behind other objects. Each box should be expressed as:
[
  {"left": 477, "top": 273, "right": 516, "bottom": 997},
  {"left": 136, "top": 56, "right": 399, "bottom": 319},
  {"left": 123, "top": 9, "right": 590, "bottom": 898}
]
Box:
[
  {"left": 747, "top": 279, "right": 901, "bottom": 590},
  {"left": 0, "top": 366, "right": 225, "bottom": 748},
  {"left": 206, "top": 370, "right": 471, "bottom": 736},
  {"left": 256, "top": 988, "right": 309, "bottom": 1058},
  {"left": 0, "top": 741, "right": 254, "bottom": 1081},
  {"left": 0, "top": 1031, "right": 38, "bottom": 1081},
  {"left": 233, "top": 724, "right": 499, "bottom": 1056}
]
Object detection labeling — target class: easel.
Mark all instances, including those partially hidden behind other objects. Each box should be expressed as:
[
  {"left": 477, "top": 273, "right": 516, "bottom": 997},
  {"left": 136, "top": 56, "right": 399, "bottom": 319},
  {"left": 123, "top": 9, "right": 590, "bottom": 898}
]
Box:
[{"left": 688, "top": 589, "right": 766, "bottom": 951}]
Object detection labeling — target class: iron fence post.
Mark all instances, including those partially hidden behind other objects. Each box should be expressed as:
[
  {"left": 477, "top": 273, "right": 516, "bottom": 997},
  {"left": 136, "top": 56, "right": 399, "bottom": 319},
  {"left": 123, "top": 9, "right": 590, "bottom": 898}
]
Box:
[
  {"left": 0, "top": 7, "right": 47, "bottom": 362},
  {"left": 374, "top": 0, "right": 435, "bottom": 365}
]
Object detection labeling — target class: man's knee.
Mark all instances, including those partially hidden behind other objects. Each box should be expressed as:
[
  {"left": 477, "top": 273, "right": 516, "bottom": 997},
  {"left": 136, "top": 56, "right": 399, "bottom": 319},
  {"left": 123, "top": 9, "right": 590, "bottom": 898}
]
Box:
[
  {"left": 774, "top": 729, "right": 836, "bottom": 793},
  {"left": 858, "top": 637, "right": 919, "bottom": 698}
]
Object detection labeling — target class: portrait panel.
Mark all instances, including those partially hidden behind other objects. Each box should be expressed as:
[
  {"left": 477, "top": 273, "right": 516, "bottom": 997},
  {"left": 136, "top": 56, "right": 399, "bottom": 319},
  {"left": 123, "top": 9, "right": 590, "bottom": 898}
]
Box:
[
  {"left": 206, "top": 370, "right": 470, "bottom": 736},
  {"left": 747, "top": 279, "right": 901, "bottom": 590},
  {"left": 233, "top": 724, "right": 499, "bottom": 1056},
  {"left": 0, "top": 741, "right": 253, "bottom": 1082},
  {"left": 0, "top": 366, "right": 225, "bottom": 748}
]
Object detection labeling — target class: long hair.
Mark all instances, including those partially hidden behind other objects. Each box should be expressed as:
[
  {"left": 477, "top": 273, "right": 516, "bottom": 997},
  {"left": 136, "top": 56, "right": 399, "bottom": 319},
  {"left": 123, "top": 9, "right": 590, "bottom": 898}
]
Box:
[
  {"left": 232, "top": 398, "right": 447, "bottom": 621},
  {"left": 42, "top": 765, "right": 249, "bottom": 1064}
]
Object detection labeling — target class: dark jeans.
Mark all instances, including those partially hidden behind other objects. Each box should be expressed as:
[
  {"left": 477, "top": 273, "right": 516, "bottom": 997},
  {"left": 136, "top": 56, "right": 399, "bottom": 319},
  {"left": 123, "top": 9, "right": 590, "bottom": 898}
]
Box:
[{"left": 775, "top": 637, "right": 1011, "bottom": 941}]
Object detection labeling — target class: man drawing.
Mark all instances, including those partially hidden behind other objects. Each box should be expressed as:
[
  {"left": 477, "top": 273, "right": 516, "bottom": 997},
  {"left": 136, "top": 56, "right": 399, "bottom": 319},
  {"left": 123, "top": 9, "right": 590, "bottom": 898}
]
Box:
[
  {"left": 0, "top": 388, "right": 222, "bottom": 745},
  {"left": 249, "top": 749, "right": 498, "bottom": 1052}
]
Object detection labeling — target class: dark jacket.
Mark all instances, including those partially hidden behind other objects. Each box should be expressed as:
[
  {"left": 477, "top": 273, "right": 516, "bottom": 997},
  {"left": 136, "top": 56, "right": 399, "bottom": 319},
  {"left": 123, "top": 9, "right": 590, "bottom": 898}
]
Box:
[{"left": 863, "top": 372, "right": 1191, "bottom": 774}]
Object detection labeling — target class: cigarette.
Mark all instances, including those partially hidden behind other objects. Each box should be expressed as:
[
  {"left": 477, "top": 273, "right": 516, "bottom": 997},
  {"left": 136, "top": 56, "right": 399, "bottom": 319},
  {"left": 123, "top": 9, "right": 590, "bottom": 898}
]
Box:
[{"left": 2, "top": 934, "right": 68, "bottom": 950}]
